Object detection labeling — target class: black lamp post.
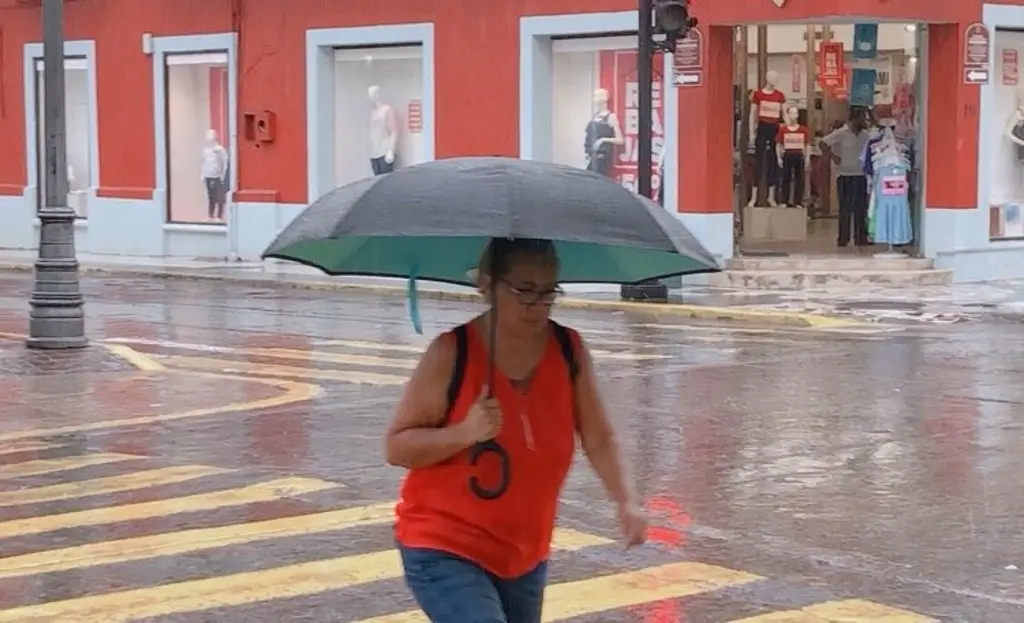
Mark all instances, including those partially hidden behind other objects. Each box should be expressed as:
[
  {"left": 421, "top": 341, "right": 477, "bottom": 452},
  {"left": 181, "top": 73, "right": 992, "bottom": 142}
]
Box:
[
  {"left": 620, "top": 0, "right": 697, "bottom": 302},
  {"left": 27, "top": 0, "right": 87, "bottom": 349}
]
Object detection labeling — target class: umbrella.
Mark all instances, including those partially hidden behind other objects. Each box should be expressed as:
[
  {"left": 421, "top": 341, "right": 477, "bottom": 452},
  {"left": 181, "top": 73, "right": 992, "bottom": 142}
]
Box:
[
  {"left": 263, "top": 156, "right": 720, "bottom": 499},
  {"left": 263, "top": 157, "right": 718, "bottom": 291}
]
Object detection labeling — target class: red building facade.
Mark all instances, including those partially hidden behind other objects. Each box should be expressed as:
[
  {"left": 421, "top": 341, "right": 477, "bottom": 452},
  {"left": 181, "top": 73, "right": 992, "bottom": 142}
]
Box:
[{"left": 0, "top": 0, "right": 1019, "bottom": 280}]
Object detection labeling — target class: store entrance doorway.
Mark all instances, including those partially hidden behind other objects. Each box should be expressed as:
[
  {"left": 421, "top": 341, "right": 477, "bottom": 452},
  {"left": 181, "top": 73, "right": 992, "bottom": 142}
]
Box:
[{"left": 732, "top": 22, "right": 925, "bottom": 259}]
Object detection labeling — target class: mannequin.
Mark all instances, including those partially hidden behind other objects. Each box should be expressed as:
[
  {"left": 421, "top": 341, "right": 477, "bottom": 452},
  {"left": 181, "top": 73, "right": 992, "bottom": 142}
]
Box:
[
  {"left": 775, "top": 104, "right": 811, "bottom": 207},
  {"left": 748, "top": 70, "right": 786, "bottom": 207},
  {"left": 1005, "top": 97, "right": 1024, "bottom": 186},
  {"left": 201, "top": 129, "right": 229, "bottom": 221},
  {"left": 368, "top": 85, "right": 397, "bottom": 175},
  {"left": 583, "top": 88, "right": 623, "bottom": 177}
]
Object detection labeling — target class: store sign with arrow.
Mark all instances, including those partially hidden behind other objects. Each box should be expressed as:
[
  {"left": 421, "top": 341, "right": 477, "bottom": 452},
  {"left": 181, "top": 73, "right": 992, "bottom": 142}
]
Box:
[
  {"left": 672, "top": 29, "right": 704, "bottom": 87},
  {"left": 964, "top": 68, "right": 990, "bottom": 84},
  {"left": 963, "top": 23, "right": 991, "bottom": 84}
]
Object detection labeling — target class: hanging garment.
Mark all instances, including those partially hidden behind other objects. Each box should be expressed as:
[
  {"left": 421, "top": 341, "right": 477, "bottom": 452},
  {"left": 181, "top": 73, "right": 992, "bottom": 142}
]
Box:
[
  {"left": 584, "top": 111, "right": 616, "bottom": 176},
  {"left": 872, "top": 162, "right": 913, "bottom": 245}
]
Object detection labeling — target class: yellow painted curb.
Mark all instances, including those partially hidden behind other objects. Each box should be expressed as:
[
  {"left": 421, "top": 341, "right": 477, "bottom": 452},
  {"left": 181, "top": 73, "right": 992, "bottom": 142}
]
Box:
[{"left": 0, "top": 262, "right": 863, "bottom": 328}]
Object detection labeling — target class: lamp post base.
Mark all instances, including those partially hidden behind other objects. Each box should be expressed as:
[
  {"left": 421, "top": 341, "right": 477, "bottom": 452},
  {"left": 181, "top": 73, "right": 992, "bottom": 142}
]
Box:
[
  {"left": 620, "top": 281, "right": 669, "bottom": 302},
  {"left": 26, "top": 208, "right": 86, "bottom": 350}
]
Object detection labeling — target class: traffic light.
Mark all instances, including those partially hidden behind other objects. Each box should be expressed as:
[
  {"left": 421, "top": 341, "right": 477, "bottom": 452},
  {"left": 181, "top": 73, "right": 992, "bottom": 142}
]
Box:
[{"left": 654, "top": 0, "right": 699, "bottom": 48}]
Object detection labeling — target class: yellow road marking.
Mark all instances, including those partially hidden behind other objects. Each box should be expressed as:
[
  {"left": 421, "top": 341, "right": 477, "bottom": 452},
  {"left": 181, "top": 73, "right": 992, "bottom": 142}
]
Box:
[
  {"left": 586, "top": 349, "right": 669, "bottom": 360},
  {"left": 0, "top": 549, "right": 402, "bottom": 621},
  {"left": 0, "top": 498, "right": 607, "bottom": 580},
  {"left": 0, "top": 502, "right": 393, "bottom": 580},
  {"left": 730, "top": 599, "right": 937, "bottom": 621},
  {"left": 730, "top": 612, "right": 829, "bottom": 622},
  {"left": 0, "top": 528, "right": 613, "bottom": 620},
  {"left": 103, "top": 343, "right": 167, "bottom": 371},
  {"left": 0, "top": 453, "right": 140, "bottom": 481},
  {"left": 0, "top": 465, "right": 229, "bottom": 507},
  {"left": 357, "top": 562, "right": 761, "bottom": 622},
  {"left": 0, "top": 440, "right": 65, "bottom": 457},
  {"left": 0, "top": 477, "right": 339, "bottom": 539},
  {"left": 250, "top": 348, "right": 418, "bottom": 369},
  {"left": 163, "top": 356, "right": 407, "bottom": 385},
  {"left": 312, "top": 339, "right": 425, "bottom": 352},
  {"left": 0, "top": 373, "right": 321, "bottom": 443},
  {"left": 804, "top": 599, "right": 937, "bottom": 621}
]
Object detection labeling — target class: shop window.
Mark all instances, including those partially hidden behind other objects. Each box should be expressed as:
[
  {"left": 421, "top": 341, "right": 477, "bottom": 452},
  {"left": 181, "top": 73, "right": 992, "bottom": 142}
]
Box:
[
  {"left": 165, "top": 52, "right": 230, "bottom": 225},
  {"left": 333, "top": 45, "right": 425, "bottom": 186},
  {"left": 34, "top": 58, "right": 91, "bottom": 218},
  {"left": 991, "top": 29, "right": 1024, "bottom": 240},
  {"left": 549, "top": 37, "right": 664, "bottom": 197}
]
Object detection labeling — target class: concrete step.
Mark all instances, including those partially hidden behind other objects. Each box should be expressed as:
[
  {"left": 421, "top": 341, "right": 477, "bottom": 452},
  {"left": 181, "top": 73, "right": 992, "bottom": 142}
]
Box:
[
  {"left": 710, "top": 268, "right": 954, "bottom": 290},
  {"left": 727, "top": 256, "right": 934, "bottom": 271}
]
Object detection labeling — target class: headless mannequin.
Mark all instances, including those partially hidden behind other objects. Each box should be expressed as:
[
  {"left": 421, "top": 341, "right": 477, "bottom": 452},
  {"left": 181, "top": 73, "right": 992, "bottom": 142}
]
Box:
[
  {"left": 368, "top": 85, "right": 397, "bottom": 175},
  {"left": 748, "top": 70, "right": 785, "bottom": 207},
  {"left": 201, "top": 129, "right": 229, "bottom": 221},
  {"left": 1005, "top": 97, "right": 1024, "bottom": 191},
  {"left": 775, "top": 105, "right": 811, "bottom": 207},
  {"left": 584, "top": 88, "right": 624, "bottom": 177}
]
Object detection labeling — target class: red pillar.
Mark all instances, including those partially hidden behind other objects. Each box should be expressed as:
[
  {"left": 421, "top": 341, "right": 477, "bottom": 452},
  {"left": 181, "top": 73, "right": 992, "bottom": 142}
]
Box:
[
  {"left": 925, "top": 23, "right": 980, "bottom": 209},
  {"left": 676, "top": 25, "right": 735, "bottom": 215}
]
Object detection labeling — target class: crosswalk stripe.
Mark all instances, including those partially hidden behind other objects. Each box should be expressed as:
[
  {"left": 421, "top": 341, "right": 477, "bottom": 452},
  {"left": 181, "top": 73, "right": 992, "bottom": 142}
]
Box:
[
  {"left": 0, "top": 503, "right": 393, "bottom": 580},
  {"left": 163, "top": 356, "right": 408, "bottom": 385},
  {"left": 802, "top": 599, "right": 936, "bottom": 621},
  {"left": 0, "top": 440, "right": 65, "bottom": 458},
  {"left": 0, "top": 549, "right": 401, "bottom": 621},
  {"left": 0, "top": 453, "right": 140, "bottom": 481},
  {"left": 311, "top": 339, "right": 425, "bottom": 352},
  {"left": 0, "top": 477, "right": 339, "bottom": 539},
  {"left": 0, "top": 502, "right": 608, "bottom": 580},
  {"left": 729, "top": 599, "right": 937, "bottom": 621},
  {"left": 0, "top": 465, "right": 229, "bottom": 507},
  {"left": 0, "top": 529, "right": 613, "bottom": 620},
  {"left": 250, "top": 348, "right": 418, "bottom": 369},
  {"left": 355, "top": 562, "right": 762, "bottom": 622}
]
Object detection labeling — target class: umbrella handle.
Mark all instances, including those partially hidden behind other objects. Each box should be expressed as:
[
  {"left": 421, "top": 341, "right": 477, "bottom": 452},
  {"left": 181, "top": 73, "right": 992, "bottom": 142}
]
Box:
[{"left": 468, "top": 440, "right": 510, "bottom": 500}]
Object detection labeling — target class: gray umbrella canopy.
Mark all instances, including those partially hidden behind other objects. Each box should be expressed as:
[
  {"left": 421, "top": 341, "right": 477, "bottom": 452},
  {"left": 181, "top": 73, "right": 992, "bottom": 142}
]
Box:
[{"left": 263, "top": 157, "right": 719, "bottom": 284}]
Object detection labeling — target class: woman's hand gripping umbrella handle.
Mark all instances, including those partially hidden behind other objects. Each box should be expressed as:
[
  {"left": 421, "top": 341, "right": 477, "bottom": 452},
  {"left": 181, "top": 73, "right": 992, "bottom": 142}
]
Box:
[
  {"left": 469, "top": 288, "right": 510, "bottom": 500},
  {"left": 462, "top": 384, "right": 509, "bottom": 500}
]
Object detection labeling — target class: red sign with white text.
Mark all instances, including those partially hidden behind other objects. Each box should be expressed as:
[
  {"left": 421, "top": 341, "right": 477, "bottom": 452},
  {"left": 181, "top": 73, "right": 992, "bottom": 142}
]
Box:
[
  {"left": 1003, "top": 49, "right": 1019, "bottom": 85},
  {"left": 407, "top": 99, "right": 422, "bottom": 133},
  {"left": 819, "top": 42, "right": 845, "bottom": 89},
  {"left": 599, "top": 50, "right": 664, "bottom": 199}
]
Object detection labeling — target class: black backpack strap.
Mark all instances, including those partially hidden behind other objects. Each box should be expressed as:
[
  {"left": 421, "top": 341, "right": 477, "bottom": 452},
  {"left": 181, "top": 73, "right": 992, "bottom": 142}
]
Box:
[
  {"left": 443, "top": 324, "right": 469, "bottom": 424},
  {"left": 551, "top": 321, "right": 578, "bottom": 382}
]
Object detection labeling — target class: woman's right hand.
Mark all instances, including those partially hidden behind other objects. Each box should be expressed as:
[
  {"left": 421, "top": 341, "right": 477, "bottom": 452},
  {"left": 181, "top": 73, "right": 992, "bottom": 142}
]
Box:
[{"left": 457, "top": 386, "right": 502, "bottom": 444}]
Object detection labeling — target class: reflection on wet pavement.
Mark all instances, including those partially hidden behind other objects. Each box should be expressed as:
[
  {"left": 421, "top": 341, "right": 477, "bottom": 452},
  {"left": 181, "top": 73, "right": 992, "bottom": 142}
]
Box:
[{"left": 0, "top": 275, "right": 1021, "bottom": 620}]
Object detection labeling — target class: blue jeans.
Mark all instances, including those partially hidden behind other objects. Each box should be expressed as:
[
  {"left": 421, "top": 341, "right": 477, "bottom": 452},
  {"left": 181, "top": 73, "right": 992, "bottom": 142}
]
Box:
[{"left": 399, "top": 546, "right": 547, "bottom": 623}]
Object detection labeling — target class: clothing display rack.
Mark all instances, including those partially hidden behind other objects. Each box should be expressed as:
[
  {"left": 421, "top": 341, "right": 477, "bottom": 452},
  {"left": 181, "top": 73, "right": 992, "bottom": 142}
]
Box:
[{"left": 862, "top": 126, "right": 913, "bottom": 257}]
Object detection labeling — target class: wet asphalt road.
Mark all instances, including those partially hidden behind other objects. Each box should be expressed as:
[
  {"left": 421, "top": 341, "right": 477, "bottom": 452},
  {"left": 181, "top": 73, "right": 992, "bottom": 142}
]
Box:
[{"left": 0, "top": 274, "right": 1021, "bottom": 621}]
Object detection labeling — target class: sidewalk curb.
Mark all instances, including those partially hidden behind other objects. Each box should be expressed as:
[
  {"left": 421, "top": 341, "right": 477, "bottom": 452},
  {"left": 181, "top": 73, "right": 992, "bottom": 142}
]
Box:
[{"left": 0, "top": 262, "right": 861, "bottom": 329}]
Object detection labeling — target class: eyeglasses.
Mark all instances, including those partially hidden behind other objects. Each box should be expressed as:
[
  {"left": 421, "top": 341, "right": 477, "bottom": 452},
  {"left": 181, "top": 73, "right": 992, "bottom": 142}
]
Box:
[{"left": 501, "top": 281, "right": 564, "bottom": 306}]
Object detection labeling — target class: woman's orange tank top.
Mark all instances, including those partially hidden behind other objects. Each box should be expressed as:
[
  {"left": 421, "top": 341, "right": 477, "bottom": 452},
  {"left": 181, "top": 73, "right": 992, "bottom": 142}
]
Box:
[{"left": 394, "top": 322, "right": 578, "bottom": 579}]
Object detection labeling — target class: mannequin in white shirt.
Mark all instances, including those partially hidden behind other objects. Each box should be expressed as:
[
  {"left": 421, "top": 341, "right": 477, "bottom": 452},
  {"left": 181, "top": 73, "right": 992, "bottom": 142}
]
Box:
[
  {"left": 201, "top": 129, "right": 229, "bottom": 221},
  {"left": 368, "top": 85, "right": 397, "bottom": 175}
]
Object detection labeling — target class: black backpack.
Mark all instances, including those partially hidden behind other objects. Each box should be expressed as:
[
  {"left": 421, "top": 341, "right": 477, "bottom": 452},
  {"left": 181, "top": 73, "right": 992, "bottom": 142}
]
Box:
[{"left": 445, "top": 321, "right": 578, "bottom": 419}]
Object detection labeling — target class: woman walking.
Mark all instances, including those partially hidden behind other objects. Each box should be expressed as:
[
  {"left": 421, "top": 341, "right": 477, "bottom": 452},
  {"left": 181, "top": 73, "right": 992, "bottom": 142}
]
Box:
[{"left": 385, "top": 237, "right": 647, "bottom": 622}]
